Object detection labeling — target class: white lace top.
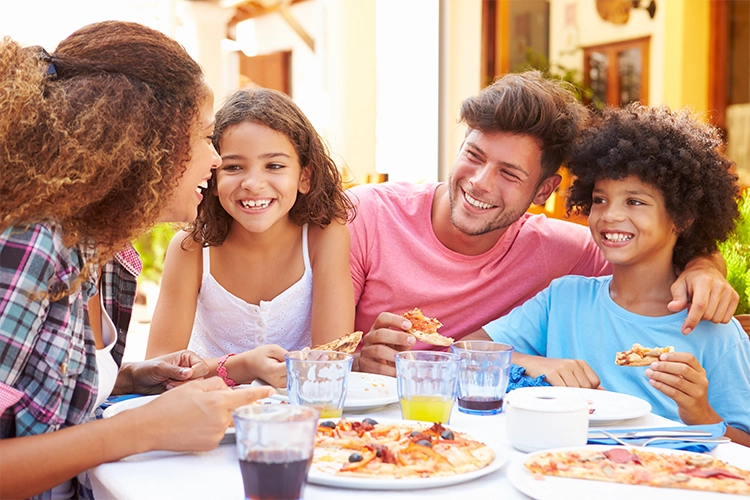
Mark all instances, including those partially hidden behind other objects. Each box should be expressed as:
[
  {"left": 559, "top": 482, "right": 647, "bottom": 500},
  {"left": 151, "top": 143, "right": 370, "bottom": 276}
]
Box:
[{"left": 188, "top": 224, "right": 313, "bottom": 357}]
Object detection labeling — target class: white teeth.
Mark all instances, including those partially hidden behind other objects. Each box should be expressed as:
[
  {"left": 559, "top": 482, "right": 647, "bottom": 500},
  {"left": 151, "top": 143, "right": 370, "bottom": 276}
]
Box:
[
  {"left": 464, "top": 191, "right": 494, "bottom": 210},
  {"left": 198, "top": 180, "right": 208, "bottom": 189},
  {"left": 603, "top": 232, "right": 633, "bottom": 242},
  {"left": 240, "top": 199, "right": 272, "bottom": 209}
]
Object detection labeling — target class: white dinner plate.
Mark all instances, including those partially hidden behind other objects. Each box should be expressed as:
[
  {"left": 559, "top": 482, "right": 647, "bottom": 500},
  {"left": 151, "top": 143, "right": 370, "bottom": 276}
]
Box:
[
  {"left": 507, "top": 445, "right": 739, "bottom": 499},
  {"left": 307, "top": 419, "right": 507, "bottom": 490},
  {"left": 252, "top": 372, "right": 399, "bottom": 412},
  {"left": 509, "top": 386, "right": 651, "bottom": 425}
]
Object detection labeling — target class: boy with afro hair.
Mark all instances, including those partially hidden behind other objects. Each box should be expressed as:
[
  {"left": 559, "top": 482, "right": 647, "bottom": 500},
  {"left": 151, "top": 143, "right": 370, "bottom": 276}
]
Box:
[{"left": 478, "top": 103, "right": 750, "bottom": 446}]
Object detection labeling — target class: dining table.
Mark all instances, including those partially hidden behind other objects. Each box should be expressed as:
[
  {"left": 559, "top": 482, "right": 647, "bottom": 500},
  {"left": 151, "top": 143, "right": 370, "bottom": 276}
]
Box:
[{"left": 87, "top": 385, "right": 750, "bottom": 499}]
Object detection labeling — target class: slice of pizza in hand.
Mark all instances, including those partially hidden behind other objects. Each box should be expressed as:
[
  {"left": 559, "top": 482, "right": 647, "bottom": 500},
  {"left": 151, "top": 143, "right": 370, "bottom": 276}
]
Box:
[
  {"left": 402, "top": 307, "right": 453, "bottom": 346},
  {"left": 311, "top": 331, "right": 364, "bottom": 354},
  {"left": 615, "top": 343, "right": 674, "bottom": 367}
]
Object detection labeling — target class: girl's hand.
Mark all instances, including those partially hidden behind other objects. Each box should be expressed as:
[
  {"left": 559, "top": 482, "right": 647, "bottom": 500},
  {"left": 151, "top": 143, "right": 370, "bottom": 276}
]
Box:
[
  {"left": 240, "top": 344, "right": 287, "bottom": 388},
  {"left": 129, "top": 377, "right": 274, "bottom": 452},
  {"left": 645, "top": 352, "right": 723, "bottom": 425}
]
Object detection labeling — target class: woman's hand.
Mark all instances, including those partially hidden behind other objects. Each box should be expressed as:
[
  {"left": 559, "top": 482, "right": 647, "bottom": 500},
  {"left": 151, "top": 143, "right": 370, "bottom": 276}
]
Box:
[
  {"left": 645, "top": 351, "right": 722, "bottom": 425},
  {"left": 116, "top": 350, "right": 209, "bottom": 395},
  {"left": 129, "top": 377, "right": 275, "bottom": 452}
]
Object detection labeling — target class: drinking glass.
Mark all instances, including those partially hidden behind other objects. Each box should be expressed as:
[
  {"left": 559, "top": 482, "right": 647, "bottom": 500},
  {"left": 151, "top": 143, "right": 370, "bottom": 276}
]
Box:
[
  {"left": 285, "top": 350, "right": 353, "bottom": 418},
  {"left": 451, "top": 340, "right": 514, "bottom": 415},
  {"left": 233, "top": 404, "right": 319, "bottom": 500},
  {"left": 394, "top": 351, "right": 459, "bottom": 423}
]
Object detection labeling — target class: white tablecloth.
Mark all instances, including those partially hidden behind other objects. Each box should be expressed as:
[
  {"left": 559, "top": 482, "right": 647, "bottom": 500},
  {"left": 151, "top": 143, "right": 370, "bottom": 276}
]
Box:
[{"left": 87, "top": 402, "right": 750, "bottom": 499}]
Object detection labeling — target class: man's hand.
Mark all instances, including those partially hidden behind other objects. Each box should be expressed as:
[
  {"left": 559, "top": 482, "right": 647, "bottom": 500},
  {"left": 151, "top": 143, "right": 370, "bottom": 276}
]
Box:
[
  {"left": 118, "top": 350, "right": 209, "bottom": 395},
  {"left": 513, "top": 352, "right": 601, "bottom": 389},
  {"left": 669, "top": 253, "right": 738, "bottom": 334},
  {"left": 357, "top": 312, "right": 416, "bottom": 377}
]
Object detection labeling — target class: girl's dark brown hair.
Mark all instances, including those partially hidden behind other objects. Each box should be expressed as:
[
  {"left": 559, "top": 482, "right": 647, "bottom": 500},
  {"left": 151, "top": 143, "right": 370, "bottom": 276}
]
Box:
[
  {"left": 189, "top": 87, "right": 355, "bottom": 246},
  {"left": 0, "top": 21, "right": 207, "bottom": 274}
]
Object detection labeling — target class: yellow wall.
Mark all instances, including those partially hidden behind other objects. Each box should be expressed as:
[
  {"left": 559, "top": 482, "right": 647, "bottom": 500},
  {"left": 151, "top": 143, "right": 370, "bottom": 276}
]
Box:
[{"left": 663, "top": 0, "right": 710, "bottom": 111}]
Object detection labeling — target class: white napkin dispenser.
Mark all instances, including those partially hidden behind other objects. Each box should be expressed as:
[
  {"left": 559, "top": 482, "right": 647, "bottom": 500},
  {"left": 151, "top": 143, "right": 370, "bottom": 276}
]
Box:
[{"left": 505, "top": 387, "right": 589, "bottom": 452}]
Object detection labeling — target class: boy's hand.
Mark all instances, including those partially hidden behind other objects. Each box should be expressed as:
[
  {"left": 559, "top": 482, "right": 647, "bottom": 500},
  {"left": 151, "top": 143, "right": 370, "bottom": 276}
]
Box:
[
  {"left": 514, "top": 353, "right": 601, "bottom": 389},
  {"left": 645, "top": 351, "right": 722, "bottom": 425}
]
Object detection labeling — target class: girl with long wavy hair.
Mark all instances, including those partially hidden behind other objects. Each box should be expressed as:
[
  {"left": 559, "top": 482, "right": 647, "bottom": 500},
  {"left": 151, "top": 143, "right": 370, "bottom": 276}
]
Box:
[{"left": 147, "top": 87, "right": 356, "bottom": 388}]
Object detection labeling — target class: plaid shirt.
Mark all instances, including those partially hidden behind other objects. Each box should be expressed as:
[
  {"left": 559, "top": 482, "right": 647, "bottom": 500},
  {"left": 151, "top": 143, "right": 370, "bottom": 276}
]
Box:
[{"left": 0, "top": 223, "right": 137, "bottom": 439}]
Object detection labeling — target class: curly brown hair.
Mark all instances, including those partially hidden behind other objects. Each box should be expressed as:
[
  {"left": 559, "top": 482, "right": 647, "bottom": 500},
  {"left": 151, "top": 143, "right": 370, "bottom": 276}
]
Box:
[
  {"left": 566, "top": 103, "right": 740, "bottom": 271},
  {"left": 0, "top": 21, "right": 207, "bottom": 268},
  {"left": 188, "top": 87, "right": 355, "bottom": 246},
  {"left": 459, "top": 70, "right": 590, "bottom": 180}
]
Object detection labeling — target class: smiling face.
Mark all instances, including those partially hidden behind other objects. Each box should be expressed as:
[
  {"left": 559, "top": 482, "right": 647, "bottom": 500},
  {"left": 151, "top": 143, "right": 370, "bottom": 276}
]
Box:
[
  {"left": 215, "top": 121, "right": 309, "bottom": 235},
  {"left": 589, "top": 176, "right": 678, "bottom": 269},
  {"left": 447, "top": 129, "right": 558, "bottom": 236},
  {"left": 158, "top": 89, "right": 221, "bottom": 223}
]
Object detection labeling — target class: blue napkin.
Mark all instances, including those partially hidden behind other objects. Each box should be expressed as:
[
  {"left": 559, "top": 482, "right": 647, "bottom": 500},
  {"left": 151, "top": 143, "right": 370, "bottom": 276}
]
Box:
[
  {"left": 506, "top": 364, "right": 551, "bottom": 392},
  {"left": 587, "top": 422, "right": 728, "bottom": 453}
]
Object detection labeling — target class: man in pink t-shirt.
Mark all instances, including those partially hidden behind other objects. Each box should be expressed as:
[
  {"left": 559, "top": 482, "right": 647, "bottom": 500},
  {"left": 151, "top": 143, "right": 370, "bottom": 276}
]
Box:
[{"left": 350, "top": 71, "right": 738, "bottom": 377}]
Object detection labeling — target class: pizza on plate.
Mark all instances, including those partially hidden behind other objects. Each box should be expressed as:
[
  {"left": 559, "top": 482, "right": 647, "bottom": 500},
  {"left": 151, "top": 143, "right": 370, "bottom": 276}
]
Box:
[
  {"left": 402, "top": 308, "right": 453, "bottom": 346},
  {"left": 313, "top": 418, "right": 494, "bottom": 479},
  {"left": 615, "top": 343, "right": 674, "bottom": 367},
  {"left": 525, "top": 446, "right": 750, "bottom": 495},
  {"left": 311, "top": 331, "right": 364, "bottom": 354}
]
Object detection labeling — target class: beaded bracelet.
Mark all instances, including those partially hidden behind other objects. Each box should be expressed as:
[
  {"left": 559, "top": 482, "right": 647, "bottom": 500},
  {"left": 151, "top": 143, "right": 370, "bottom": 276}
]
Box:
[{"left": 217, "top": 353, "right": 237, "bottom": 387}]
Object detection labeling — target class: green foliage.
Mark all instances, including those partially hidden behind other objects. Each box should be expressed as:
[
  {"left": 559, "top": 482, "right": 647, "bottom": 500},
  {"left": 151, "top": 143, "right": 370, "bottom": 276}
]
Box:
[
  {"left": 132, "top": 223, "right": 178, "bottom": 284},
  {"left": 718, "top": 191, "right": 750, "bottom": 315}
]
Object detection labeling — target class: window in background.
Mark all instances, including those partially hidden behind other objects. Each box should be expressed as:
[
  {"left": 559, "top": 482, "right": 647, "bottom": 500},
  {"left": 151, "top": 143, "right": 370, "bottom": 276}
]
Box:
[{"left": 583, "top": 37, "right": 650, "bottom": 108}]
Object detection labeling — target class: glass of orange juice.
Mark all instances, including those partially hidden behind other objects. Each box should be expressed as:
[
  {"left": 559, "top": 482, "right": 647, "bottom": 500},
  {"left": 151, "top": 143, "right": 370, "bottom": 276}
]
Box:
[
  {"left": 285, "top": 351, "right": 353, "bottom": 418},
  {"left": 395, "top": 351, "right": 459, "bottom": 424}
]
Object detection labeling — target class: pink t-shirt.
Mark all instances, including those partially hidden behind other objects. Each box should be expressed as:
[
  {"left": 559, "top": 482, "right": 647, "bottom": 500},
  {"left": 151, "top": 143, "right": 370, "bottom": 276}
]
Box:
[{"left": 348, "top": 182, "right": 611, "bottom": 349}]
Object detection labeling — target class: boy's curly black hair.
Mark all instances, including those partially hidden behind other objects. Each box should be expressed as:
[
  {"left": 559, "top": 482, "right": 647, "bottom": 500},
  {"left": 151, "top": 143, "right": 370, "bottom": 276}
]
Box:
[{"left": 566, "top": 103, "right": 739, "bottom": 272}]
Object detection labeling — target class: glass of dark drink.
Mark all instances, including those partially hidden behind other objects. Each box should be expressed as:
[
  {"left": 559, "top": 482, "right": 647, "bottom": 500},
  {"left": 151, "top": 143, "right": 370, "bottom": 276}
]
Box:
[
  {"left": 450, "top": 341, "right": 514, "bottom": 416},
  {"left": 233, "top": 404, "right": 319, "bottom": 500}
]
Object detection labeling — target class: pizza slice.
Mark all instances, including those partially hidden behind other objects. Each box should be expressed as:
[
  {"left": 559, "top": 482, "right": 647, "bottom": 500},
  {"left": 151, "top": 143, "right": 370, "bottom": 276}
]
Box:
[
  {"left": 525, "top": 447, "right": 750, "bottom": 495},
  {"left": 402, "top": 308, "right": 453, "bottom": 346},
  {"left": 311, "top": 331, "right": 364, "bottom": 354},
  {"left": 615, "top": 343, "right": 674, "bottom": 367}
]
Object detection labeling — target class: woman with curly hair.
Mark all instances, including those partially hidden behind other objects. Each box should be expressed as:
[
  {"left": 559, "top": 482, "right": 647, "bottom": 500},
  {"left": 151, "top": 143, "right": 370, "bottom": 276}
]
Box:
[
  {"left": 146, "top": 87, "right": 357, "bottom": 388},
  {"left": 0, "top": 21, "right": 273, "bottom": 499},
  {"left": 478, "top": 104, "right": 750, "bottom": 446}
]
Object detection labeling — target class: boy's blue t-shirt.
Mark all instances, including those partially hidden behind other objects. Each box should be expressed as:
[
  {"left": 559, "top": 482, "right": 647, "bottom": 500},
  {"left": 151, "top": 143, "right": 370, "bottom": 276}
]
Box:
[{"left": 483, "top": 275, "right": 750, "bottom": 433}]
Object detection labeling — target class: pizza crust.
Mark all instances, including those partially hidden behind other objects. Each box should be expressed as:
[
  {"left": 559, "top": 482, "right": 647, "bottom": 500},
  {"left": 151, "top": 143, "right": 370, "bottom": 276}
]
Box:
[
  {"left": 402, "top": 308, "right": 453, "bottom": 346},
  {"left": 615, "top": 343, "right": 674, "bottom": 367},
  {"left": 311, "top": 331, "right": 364, "bottom": 354}
]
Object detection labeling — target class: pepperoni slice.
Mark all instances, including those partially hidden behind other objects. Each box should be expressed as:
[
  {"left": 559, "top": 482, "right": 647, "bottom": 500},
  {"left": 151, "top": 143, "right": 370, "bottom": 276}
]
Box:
[{"left": 604, "top": 448, "right": 641, "bottom": 464}]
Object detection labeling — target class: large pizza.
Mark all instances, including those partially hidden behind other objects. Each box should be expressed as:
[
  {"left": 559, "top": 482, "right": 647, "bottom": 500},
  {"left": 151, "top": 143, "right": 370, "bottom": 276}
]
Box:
[
  {"left": 524, "top": 446, "right": 750, "bottom": 495},
  {"left": 313, "top": 418, "right": 494, "bottom": 479}
]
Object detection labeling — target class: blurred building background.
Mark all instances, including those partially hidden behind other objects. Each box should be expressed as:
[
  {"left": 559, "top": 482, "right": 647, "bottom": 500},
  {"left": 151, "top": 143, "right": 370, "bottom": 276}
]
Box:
[{"left": 2, "top": 0, "right": 748, "bottom": 199}]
